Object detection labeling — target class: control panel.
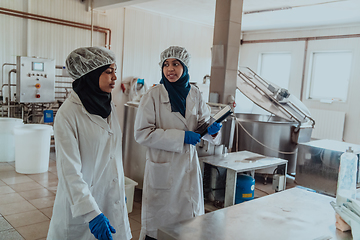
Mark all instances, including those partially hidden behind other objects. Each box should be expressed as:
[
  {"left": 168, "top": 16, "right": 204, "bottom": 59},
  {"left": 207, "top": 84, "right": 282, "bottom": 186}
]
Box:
[{"left": 16, "top": 56, "right": 55, "bottom": 103}]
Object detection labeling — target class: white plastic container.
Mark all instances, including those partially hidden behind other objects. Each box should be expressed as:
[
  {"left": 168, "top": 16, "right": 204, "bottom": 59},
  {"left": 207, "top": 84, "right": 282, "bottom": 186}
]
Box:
[
  {"left": 14, "top": 124, "right": 53, "bottom": 174},
  {"left": 125, "top": 177, "right": 138, "bottom": 213},
  {"left": 336, "top": 147, "right": 358, "bottom": 205},
  {"left": 0, "top": 118, "right": 23, "bottom": 162}
]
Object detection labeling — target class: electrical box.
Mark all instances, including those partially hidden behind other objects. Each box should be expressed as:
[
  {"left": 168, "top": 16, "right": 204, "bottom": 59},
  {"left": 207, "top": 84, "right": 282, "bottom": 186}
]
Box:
[
  {"left": 272, "top": 174, "right": 285, "bottom": 192},
  {"left": 16, "top": 56, "right": 55, "bottom": 103}
]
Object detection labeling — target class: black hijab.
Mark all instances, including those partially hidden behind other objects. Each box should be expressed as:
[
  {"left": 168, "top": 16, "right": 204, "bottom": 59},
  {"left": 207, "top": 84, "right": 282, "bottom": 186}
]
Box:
[
  {"left": 72, "top": 64, "right": 112, "bottom": 118},
  {"left": 160, "top": 61, "right": 190, "bottom": 117}
]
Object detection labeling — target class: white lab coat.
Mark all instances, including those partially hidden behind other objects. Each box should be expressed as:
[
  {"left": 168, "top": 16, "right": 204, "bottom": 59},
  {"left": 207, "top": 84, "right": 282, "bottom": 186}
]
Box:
[
  {"left": 134, "top": 84, "right": 218, "bottom": 239},
  {"left": 47, "top": 91, "right": 131, "bottom": 240}
]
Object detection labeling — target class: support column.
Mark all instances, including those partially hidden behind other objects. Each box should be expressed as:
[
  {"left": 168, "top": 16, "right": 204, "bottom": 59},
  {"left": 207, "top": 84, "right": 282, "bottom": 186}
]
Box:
[{"left": 210, "top": 0, "right": 243, "bottom": 104}]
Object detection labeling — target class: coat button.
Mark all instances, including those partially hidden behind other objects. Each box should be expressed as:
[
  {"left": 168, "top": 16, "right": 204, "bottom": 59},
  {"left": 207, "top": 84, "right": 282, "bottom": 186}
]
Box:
[
  {"left": 115, "top": 200, "right": 120, "bottom": 204},
  {"left": 113, "top": 178, "right": 118, "bottom": 182}
]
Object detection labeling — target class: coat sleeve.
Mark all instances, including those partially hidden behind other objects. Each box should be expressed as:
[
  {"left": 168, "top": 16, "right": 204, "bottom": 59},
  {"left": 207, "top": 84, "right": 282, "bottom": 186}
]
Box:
[
  {"left": 134, "top": 91, "right": 184, "bottom": 153},
  {"left": 195, "top": 92, "right": 222, "bottom": 145},
  {"left": 54, "top": 111, "right": 101, "bottom": 220}
]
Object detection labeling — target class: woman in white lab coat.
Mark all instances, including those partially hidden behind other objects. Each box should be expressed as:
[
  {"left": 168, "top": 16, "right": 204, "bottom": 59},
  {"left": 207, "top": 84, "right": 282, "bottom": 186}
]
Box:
[
  {"left": 134, "top": 46, "right": 222, "bottom": 240},
  {"left": 47, "top": 47, "right": 131, "bottom": 240}
]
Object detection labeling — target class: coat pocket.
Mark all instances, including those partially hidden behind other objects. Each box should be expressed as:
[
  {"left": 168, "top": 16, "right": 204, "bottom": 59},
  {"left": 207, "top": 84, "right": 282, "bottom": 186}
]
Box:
[{"left": 148, "top": 161, "right": 171, "bottom": 190}]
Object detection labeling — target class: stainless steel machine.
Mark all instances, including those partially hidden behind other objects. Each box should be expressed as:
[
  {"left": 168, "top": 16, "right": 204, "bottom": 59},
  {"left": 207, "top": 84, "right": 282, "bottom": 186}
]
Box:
[
  {"left": 16, "top": 56, "right": 55, "bottom": 103},
  {"left": 122, "top": 101, "right": 147, "bottom": 189},
  {"left": 233, "top": 67, "right": 315, "bottom": 175},
  {"left": 295, "top": 139, "right": 360, "bottom": 196},
  {"left": 1, "top": 56, "right": 70, "bottom": 122}
]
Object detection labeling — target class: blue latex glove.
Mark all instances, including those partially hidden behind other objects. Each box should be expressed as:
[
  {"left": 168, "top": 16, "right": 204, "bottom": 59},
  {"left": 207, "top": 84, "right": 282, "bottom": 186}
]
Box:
[
  {"left": 184, "top": 131, "right": 201, "bottom": 145},
  {"left": 89, "top": 213, "right": 116, "bottom": 240},
  {"left": 207, "top": 122, "right": 222, "bottom": 135}
]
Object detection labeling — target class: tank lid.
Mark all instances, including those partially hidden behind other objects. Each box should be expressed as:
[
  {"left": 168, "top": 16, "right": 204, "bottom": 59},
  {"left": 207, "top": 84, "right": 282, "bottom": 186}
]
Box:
[{"left": 237, "top": 67, "right": 315, "bottom": 127}]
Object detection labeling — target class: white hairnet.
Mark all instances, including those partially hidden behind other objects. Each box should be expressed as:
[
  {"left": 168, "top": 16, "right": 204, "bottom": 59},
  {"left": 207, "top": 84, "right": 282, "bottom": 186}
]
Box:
[
  {"left": 159, "top": 46, "right": 190, "bottom": 68},
  {"left": 66, "top": 46, "right": 116, "bottom": 80}
]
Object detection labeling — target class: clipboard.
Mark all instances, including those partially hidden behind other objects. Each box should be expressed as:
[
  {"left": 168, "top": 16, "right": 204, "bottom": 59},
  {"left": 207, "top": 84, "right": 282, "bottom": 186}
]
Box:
[{"left": 200, "top": 105, "right": 233, "bottom": 137}]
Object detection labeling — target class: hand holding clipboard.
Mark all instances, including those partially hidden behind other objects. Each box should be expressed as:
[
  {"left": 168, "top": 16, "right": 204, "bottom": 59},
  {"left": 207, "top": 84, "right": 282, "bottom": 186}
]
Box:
[{"left": 200, "top": 105, "right": 233, "bottom": 137}]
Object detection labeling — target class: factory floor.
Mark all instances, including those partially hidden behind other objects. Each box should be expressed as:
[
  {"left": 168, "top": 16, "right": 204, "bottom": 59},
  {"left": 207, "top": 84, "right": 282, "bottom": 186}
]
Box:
[{"left": 0, "top": 151, "right": 297, "bottom": 240}]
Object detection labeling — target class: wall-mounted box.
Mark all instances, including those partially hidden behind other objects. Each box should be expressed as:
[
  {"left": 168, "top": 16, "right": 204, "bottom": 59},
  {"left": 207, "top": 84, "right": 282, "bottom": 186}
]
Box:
[{"left": 16, "top": 56, "right": 55, "bottom": 103}]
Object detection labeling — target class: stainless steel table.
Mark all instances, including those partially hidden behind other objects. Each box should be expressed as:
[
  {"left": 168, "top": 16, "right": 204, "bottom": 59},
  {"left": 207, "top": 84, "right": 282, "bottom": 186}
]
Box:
[
  {"left": 158, "top": 187, "right": 352, "bottom": 240},
  {"left": 200, "top": 151, "right": 288, "bottom": 207}
]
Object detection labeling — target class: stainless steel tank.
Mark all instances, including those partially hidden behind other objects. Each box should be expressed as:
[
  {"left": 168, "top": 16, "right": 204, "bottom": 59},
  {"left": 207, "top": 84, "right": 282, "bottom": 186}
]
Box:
[
  {"left": 122, "top": 102, "right": 147, "bottom": 189},
  {"left": 235, "top": 67, "right": 315, "bottom": 174},
  {"left": 233, "top": 113, "right": 313, "bottom": 174}
]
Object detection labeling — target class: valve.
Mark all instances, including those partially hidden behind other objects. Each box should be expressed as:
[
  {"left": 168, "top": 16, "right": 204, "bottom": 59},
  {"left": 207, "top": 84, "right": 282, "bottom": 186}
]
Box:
[{"left": 227, "top": 95, "right": 236, "bottom": 110}]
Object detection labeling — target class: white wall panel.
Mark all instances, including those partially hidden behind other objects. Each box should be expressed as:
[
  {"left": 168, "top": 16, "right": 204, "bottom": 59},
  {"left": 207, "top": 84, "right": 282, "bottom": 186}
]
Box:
[
  {"left": 105, "top": 7, "right": 126, "bottom": 128},
  {"left": 0, "top": 1, "right": 28, "bottom": 100},
  {"left": 122, "top": 7, "right": 213, "bottom": 87},
  {"left": 0, "top": 0, "right": 105, "bottom": 61},
  {"left": 0, "top": 0, "right": 115, "bottom": 102},
  {"left": 27, "top": 0, "right": 108, "bottom": 62}
]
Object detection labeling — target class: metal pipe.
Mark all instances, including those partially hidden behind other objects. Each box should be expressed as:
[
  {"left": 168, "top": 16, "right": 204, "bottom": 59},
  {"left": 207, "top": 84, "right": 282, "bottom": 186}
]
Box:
[
  {"left": 0, "top": 7, "right": 112, "bottom": 48},
  {"left": 55, "top": 75, "right": 71, "bottom": 78},
  {"left": 91, "top": 0, "right": 94, "bottom": 47},
  {"left": 0, "top": 10, "right": 109, "bottom": 45},
  {"left": 241, "top": 33, "right": 360, "bottom": 45},
  {"left": 55, "top": 81, "right": 72, "bottom": 84},
  {"left": 0, "top": 7, "right": 109, "bottom": 30},
  {"left": 8, "top": 69, "right": 16, "bottom": 117},
  {"left": 1, "top": 84, "right": 16, "bottom": 89},
  {"left": 1, "top": 63, "right": 16, "bottom": 95}
]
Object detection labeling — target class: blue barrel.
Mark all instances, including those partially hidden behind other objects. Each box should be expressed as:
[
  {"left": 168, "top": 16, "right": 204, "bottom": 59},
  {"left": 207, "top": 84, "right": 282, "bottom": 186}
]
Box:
[
  {"left": 235, "top": 174, "right": 255, "bottom": 204},
  {"left": 43, "top": 110, "right": 54, "bottom": 123}
]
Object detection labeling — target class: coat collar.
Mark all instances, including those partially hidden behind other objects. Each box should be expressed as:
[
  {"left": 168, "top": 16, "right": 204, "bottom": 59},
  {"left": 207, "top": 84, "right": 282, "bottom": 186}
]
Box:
[{"left": 69, "top": 91, "right": 113, "bottom": 133}]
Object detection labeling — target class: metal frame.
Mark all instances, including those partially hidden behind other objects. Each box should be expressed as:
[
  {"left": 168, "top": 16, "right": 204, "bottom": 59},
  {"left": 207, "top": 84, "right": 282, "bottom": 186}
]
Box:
[
  {"left": 200, "top": 151, "right": 288, "bottom": 207},
  {"left": 237, "top": 67, "right": 315, "bottom": 129}
]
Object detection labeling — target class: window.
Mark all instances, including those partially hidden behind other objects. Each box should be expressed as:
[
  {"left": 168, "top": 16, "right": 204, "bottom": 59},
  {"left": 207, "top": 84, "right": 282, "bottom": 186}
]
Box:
[
  {"left": 247, "top": 53, "right": 291, "bottom": 114},
  {"left": 258, "top": 53, "right": 291, "bottom": 89},
  {"left": 307, "top": 52, "right": 352, "bottom": 102}
]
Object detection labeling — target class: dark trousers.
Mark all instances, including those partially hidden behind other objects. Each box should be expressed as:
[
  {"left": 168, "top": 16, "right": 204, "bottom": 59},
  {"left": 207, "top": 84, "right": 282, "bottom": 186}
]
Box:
[{"left": 145, "top": 235, "right": 157, "bottom": 240}]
